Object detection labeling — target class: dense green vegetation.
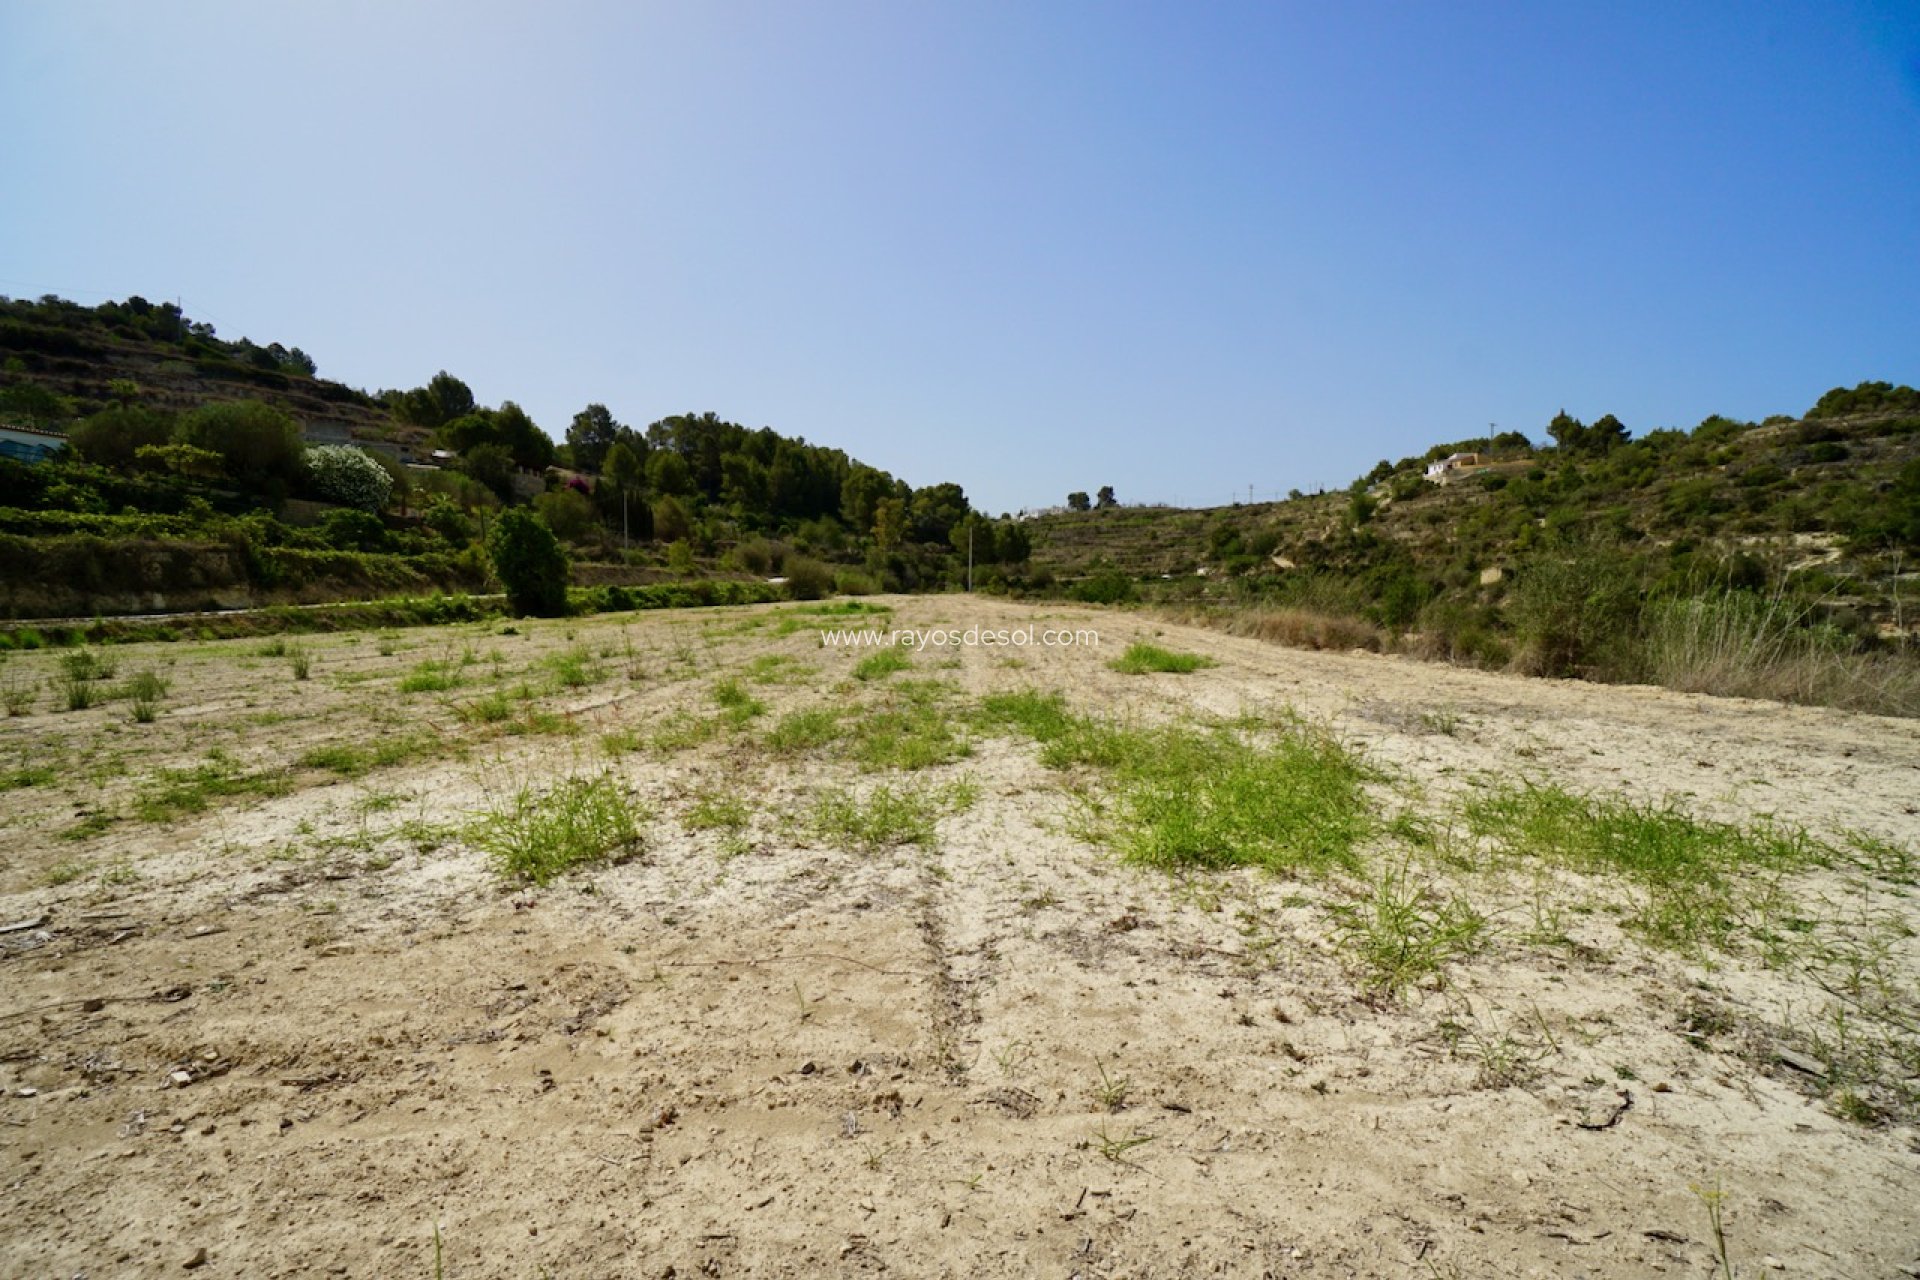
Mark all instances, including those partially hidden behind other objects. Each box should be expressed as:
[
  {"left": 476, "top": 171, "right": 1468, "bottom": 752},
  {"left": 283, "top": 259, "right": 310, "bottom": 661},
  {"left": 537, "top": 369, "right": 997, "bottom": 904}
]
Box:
[
  {"left": 1028, "top": 387, "right": 1920, "bottom": 713},
  {"left": 0, "top": 294, "right": 1035, "bottom": 617}
]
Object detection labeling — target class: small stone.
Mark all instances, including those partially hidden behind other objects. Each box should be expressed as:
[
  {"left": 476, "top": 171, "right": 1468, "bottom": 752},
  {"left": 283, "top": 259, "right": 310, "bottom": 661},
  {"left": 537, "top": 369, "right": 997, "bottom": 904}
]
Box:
[
  {"left": 1776, "top": 1048, "right": 1828, "bottom": 1078},
  {"left": 169, "top": 1071, "right": 194, "bottom": 1088},
  {"left": 183, "top": 1247, "right": 208, "bottom": 1269},
  {"left": 1761, "top": 1257, "right": 1784, "bottom": 1271},
  {"left": 15, "top": 1087, "right": 36, "bottom": 1098}
]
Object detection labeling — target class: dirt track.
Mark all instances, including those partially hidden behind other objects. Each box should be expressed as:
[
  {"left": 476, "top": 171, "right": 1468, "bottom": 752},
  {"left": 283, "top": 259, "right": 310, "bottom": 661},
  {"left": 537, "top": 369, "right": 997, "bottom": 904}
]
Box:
[{"left": 1, "top": 597, "right": 1916, "bottom": 1277}]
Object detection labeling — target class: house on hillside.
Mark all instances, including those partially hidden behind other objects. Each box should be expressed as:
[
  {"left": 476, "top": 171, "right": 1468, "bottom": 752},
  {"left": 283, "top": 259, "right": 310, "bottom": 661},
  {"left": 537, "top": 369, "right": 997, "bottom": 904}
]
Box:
[
  {"left": 1424, "top": 452, "right": 1486, "bottom": 483},
  {"left": 0, "top": 424, "right": 68, "bottom": 464}
]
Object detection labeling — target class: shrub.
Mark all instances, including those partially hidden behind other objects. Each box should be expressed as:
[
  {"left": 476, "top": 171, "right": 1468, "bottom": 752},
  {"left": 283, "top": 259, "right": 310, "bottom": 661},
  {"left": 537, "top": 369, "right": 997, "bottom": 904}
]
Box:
[
  {"left": 318, "top": 507, "right": 390, "bottom": 552},
  {"left": 783, "top": 555, "right": 834, "bottom": 601},
  {"left": 487, "top": 508, "right": 570, "bottom": 617},
  {"left": 306, "top": 445, "right": 395, "bottom": 512},
  {"left": 1070, "top": 570, "right": 1139, "bottom": 605},
  {"left": 1504, "top": 548, "right": 1643, "bottom": 678}
]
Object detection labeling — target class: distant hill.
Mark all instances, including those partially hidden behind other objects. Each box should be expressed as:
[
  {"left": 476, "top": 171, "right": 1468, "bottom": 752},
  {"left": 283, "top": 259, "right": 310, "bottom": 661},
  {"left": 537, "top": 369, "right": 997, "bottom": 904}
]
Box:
[
  {"left": 0, "top": 294, "right": 427, "bottom": 455},
  {"left": 1028, "top": 391, "right": 1920, "bottom": 705}
]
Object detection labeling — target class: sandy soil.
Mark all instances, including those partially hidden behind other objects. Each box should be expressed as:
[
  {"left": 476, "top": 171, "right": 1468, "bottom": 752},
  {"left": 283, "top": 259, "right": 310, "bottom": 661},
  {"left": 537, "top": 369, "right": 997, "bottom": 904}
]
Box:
[{"left": 1, "top": 596, "right": 1917, "bottom": 1278}]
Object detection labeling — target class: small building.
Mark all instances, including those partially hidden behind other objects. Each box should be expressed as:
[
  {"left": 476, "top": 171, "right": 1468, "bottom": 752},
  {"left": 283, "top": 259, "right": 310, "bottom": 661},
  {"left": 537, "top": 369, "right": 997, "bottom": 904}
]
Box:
[
  {"left": 1424, "top": 452, "right": 1486, "bottom": 483},
  {"left": 0, "top": 424, "right": 68, "bottom": 464}
]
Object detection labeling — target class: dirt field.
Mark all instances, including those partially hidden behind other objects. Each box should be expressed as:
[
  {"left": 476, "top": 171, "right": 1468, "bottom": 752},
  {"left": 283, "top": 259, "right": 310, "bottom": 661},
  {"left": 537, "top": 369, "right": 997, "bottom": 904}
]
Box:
[{"left": 1, "top": 597, "right": 1916, "bottom": 1278}]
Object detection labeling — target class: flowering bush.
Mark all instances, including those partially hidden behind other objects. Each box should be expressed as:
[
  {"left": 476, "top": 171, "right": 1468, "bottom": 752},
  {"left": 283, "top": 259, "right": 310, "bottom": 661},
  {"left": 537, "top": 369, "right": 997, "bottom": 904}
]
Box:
[{"left": 306, "top": 445, "right": 393, "bottom": 512}]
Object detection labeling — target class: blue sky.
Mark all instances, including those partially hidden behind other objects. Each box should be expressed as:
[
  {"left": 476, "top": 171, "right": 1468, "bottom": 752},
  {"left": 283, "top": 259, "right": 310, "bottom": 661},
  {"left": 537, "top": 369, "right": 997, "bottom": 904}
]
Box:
[{"left": 3, "top": 2, "right": 1917, "bottom": 514}]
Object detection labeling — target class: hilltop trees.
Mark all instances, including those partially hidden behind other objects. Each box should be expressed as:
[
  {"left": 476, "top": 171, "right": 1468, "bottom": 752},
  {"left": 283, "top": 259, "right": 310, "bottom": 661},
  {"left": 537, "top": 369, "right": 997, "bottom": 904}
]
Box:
[
  {"left": 1547, "top": 410, "right": 1630, "bottom": 457},
  {"left": 566, "top": 403, "right": 624, "bottom": 473},
  {"left": 1067, "top": 491, "right": 1090, "bottom": 512}
]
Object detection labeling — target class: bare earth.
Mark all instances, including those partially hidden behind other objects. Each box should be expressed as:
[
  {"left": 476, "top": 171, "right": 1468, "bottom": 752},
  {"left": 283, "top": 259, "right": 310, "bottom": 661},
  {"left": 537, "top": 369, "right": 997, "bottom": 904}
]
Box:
[{"left": 1, "top": 596, "right": 1917, "bottom": 1278}]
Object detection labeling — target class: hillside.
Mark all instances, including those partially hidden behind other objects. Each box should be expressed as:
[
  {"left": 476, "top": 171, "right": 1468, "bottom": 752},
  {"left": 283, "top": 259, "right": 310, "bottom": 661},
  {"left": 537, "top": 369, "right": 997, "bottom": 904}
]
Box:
[
  {"left": 0, "top": 295, "right": 423, "bottom": 454},
  {"left": 0, "top": 295, "right": 1018, "bottom": 618}
]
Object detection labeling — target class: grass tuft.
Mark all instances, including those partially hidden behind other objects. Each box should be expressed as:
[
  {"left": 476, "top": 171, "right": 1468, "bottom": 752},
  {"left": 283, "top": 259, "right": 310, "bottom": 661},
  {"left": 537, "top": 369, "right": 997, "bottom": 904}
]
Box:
[
  {"left": 1464, "top": 783, "right": 1826, "bottom": 949},
  {"left": 852, "top": 649, "right": 913, "bottom": 681},
  {"left": 469, "top": 773, "right": 647, "bottom": 884},
  {"left": 1109, "top": 643, "right": 1217, "bottom": 675},
  {"left": 1330, "top": 859, "right": 1487, "bottom": 999}
]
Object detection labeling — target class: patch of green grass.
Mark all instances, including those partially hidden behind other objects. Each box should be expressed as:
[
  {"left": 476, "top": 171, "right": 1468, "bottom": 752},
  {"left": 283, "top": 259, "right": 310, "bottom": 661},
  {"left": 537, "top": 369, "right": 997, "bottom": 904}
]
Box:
[
  {"left": 468, "top": 772, "right": 647, "bottom": 885},
  {"left": 764, "top": 706, "right": 845, "bottom": 752},
  {"left": 62, "top": 649, "right": 118, "bottom": 682},
  {"left": 1109, "top": 643, "right": 1217, "bottom": 675},
  {"left": 712, "top": 678, "right": 767, "bottom": 726},
  {"left": 809, "top": 779, "right": 974, "bottom": 852},
  {"left": 44, "top": 860, "right": 87, "bottom": 886},
  {"left": 1463, "top": 783, "right": 1826, "bottom": 950},
  {"left": 135, "top": 750, "right": 292, "bottom": 822},
  {"left": 56, "top": 672, "right": 99, "bottom": 711},
  {"left": 1049, "top": 716, "right": 1373, "bottom": 876},
  {"left": 300, "top": 734, "right": 438, "bottom": 778},
  {"left": 2, "top": 676, "right": 35, "bottom": 716},
  {"left": 504, "top": 708, "right": 574, "bottom": 737},
  {"left": 971, "top": 689, "right": 1075, "bottom": 742},
  {"left": 455, "top": 690, "right": 515, "bottom": 725},
  {"left": 1329, "top": 859, "right": 1487, "bottom": 1000},
  {"left": 852, "top": 649, "right": 913, "bottom": 681},
  {"left": 288, "top": 644, "right": 312, "bottom": 681},
  {"left": 1, "top": 763, "right": 57, "bottom": 790},
  {"left": 840, "top": 680, "right": 971, "bottom": 772},
  {"left": 744, "top": 654, "right": 815, "bottom": 685},
  {"left": 546, "top": 646, "right": 603, "bottom": 690},
  {"left": 399, "top": 658, "right": 462, "bottom": 694},
  {"left": 651, "top": 711, "right": 722, "bottom": 752},
  {"left": 685, "top": 790, "right": 752, "bottom": 832}
]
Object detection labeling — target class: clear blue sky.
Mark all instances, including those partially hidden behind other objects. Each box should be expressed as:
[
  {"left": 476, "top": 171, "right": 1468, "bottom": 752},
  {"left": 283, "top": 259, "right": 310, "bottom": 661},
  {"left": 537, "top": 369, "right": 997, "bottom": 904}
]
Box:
[{"left": 4, "top": 2, "right": 1917, "bottom": 514}]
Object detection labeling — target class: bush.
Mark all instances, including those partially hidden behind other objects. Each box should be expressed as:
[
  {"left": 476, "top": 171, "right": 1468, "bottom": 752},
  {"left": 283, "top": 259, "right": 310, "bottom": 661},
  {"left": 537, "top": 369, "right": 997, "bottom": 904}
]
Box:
[
  {"left": 1505, "top": 548, "right": 1643, "bottom": 678},
  {"left": 174, "top": 400, "right": 304, "bottom": 491},
  {"left": 783, "top": 556, "right": 834, "bottom": 601},
  {"left": 1069, "top": 569, "right": 1139, "bottom": 605},
  {"left": 318, "top": 508, "right": 390, "bottom": 553},
  {"left": 487, "top": 508, "right": 571, "bottom": 617},
  {"left": 306, "top": 445, "right": 394, "bottom": 512}
]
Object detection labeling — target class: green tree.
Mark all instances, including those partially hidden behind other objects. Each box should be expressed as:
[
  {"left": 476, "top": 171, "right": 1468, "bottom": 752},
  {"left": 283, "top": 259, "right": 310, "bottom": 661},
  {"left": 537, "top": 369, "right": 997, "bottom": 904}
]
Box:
[
  {"left": 1067, "top": 491, "right": 1091, "bottom": 512},
  {"left": 174, "top": 400, "right": 305, "bottom": 492},
  {"left": 567, "top": 403, "right": 622, "bottom": 473},
  {"left": 487, "top": 508, "right": 570, "bottom": 617},
  {"left": 533, "top": 487, "right": 596, "bottom": 542},
  {"left": 647, "top": 449, "right": 695, "bottom": 497},
  {"left": 69, "top": 404, "right": 174, "bottom": 470},
  {"left": 872, "top": 497, "right": 906, "bottom": 551},
  {"left": 493, "top": 401, "right": 555, "bottom": 472},
  {"left": 602, "top": 441, "right": 646, "bottom": 548},
  {"left": 459, "top": 442, "right": 516, "bottom": 501},
  {"left": 1095, "top": 485, "right": 1117, "bottom": 509}
]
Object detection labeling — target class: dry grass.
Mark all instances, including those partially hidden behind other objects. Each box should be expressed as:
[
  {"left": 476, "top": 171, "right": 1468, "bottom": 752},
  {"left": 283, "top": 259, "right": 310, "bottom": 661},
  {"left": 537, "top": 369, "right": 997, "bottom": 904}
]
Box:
[
  {"left": 1640, "top": 594, "right": 1920, "bottom": 717},
  {"left": 1160, "top": 604, "right": 1385, "bottom": 653}
]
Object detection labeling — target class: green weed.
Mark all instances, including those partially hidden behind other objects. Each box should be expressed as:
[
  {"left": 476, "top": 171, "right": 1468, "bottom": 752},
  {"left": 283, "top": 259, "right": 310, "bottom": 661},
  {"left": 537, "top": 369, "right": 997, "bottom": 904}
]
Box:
[
  {"left": 1330, "top": 859, "right": 1487, "bottom": 999},
  {"left": 1464, "top": 783, "right": 1825, "bottom": 949},
  {"left": 852, "top": 649, "right": 913, "bottom": 681},
  {"left": 809, "top": 780, "right": 972, "bottom": 852},
  {"left": 1109, "top": 643, "right": 1216, "bottom": 675},
  {"left": 469, "top": 773, "right": 647, "bottom": 884}
]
